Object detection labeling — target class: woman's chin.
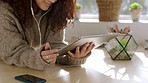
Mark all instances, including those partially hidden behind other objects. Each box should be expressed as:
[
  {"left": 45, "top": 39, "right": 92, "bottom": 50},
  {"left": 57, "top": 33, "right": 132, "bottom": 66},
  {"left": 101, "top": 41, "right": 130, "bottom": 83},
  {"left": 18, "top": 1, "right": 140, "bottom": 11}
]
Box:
[{"left": 40, "top": 7, "right": 49, "bottom": 11}]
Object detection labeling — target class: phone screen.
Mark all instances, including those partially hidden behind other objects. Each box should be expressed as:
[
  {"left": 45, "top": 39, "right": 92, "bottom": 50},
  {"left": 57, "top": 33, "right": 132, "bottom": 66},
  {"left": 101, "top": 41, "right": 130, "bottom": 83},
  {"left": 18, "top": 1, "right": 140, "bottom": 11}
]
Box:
[{"left": 15, "top": 74, "right": 46, "bottom": 83}]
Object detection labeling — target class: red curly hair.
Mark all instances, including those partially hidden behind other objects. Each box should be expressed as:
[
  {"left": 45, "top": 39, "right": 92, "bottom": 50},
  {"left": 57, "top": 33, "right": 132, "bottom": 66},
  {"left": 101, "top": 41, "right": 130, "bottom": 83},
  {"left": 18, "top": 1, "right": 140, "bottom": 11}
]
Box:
[{"left": 1, "top": 0, "right": 75, "bottom": 32}]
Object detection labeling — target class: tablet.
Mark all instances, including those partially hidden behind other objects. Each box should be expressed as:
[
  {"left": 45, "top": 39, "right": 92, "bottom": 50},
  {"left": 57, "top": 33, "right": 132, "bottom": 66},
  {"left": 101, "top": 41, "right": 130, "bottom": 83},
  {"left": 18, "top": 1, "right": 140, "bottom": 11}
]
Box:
[{"left": 59, "top": 33, "right": 120, "bottom": 55}]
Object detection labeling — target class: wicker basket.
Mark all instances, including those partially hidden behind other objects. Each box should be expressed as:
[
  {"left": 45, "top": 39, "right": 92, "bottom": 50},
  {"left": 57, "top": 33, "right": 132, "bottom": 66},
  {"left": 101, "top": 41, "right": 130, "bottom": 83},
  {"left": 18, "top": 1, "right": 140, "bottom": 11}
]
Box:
[{"left": 96, "top": 0, "right": 122, "bottom": 21}]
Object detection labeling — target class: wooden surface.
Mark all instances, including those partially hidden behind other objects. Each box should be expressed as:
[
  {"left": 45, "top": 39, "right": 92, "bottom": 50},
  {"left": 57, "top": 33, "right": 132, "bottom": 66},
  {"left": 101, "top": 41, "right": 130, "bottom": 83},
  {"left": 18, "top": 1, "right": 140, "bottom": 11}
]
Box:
[{"left": 0, "top": 46, "right": 148, "bottom": 83}]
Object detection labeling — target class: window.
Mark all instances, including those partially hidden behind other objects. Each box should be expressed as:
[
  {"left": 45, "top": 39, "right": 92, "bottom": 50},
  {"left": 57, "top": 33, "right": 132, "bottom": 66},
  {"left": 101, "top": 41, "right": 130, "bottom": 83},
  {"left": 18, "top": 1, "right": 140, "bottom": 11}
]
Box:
[
  {"left": 77, "top": 0, "right": 148, "bottom": 20},
  {"left": 77, "top": 0, "right": 98, "bottom": 19}
]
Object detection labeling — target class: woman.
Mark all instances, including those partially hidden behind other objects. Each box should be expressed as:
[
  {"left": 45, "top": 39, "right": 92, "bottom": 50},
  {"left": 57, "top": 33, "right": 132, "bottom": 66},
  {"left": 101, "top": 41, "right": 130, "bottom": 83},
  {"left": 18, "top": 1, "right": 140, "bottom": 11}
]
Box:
[{"left": 0, "top": 0, "right": 94, "bottom": 70}]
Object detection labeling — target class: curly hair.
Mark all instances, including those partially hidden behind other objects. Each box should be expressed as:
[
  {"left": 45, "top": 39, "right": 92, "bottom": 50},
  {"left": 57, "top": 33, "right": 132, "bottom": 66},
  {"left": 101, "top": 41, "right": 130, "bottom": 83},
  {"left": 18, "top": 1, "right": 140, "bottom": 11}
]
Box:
[{"left": 1, "top": 0, "right": 75, "bottom": 32}]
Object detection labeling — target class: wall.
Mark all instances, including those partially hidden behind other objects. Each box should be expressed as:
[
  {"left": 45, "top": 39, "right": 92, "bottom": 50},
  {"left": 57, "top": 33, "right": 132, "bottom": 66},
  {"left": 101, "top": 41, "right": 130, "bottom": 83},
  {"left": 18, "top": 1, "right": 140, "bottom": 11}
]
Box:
[{"left": 65, "top": 20, "right": 148, "bottom": 46}]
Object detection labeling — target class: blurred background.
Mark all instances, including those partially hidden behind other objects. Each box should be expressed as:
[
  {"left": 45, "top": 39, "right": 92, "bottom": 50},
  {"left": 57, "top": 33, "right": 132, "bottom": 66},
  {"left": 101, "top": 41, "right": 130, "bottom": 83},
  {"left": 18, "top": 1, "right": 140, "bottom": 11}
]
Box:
[{"left": 76, "top": 0, "right": 148, "bottom": 20}]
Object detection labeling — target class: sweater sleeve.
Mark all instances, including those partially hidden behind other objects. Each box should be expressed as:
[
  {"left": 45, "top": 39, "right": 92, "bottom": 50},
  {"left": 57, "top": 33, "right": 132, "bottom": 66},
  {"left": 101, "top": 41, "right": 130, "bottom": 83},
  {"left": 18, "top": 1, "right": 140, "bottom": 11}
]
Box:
[{"left": 0, "top": 9, "right": 50, "bottom": 71}]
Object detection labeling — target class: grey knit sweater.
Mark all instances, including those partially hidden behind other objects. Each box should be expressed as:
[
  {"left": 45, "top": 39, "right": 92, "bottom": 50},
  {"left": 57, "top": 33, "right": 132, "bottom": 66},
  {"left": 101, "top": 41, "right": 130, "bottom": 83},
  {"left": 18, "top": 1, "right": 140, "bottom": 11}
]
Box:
[{"left": 0, "top": 1, "right": 90, "bottom": 70}]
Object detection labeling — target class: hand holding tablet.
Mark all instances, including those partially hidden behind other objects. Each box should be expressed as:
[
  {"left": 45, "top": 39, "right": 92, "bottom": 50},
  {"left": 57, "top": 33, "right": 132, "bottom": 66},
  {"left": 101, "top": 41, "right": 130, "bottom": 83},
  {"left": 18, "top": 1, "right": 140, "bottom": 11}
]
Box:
[{"left": 59, "top": 33, "right": 120, "bottom": 55}]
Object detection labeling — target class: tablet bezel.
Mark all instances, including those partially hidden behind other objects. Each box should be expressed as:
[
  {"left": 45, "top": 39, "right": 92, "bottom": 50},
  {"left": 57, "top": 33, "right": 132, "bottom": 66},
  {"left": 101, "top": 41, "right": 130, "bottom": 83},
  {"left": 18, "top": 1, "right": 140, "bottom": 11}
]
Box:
[{"left": 59, "top": 33, "right": 120, "bottom": 55}]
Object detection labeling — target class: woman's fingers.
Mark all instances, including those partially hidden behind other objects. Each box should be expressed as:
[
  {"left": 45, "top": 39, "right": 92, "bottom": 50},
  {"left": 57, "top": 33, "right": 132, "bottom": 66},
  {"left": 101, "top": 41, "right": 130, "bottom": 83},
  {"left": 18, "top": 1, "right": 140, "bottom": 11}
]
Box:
[
  {"left": 75, "top": 46, "right": 80, "bottom": 55},
  {"left": 81, "top": 43, "right": 89, "bottom": 54},
  {"left": 68, "top": 51, "right": 75, "bottom": 57},
  {"left": 85, "top": 42, "right": 95, "bottom": 54},
  {"left": 68, "top": 42, "right": 95, "bottom": 58},
  {"left": 44, "top": 42, "right": 51, "bottom": 50},
  {"left": 42, "top": 53, "right": 58, "bottom": 63},
  {"left": 41, "top": 49, "right": 58, "bottom": 56},
  {"left": 49, "top": 58, "right": 57, "bottom": 64},
  {"left": 42, "top": 54, "right": 58, "bottom": 60},
  {"left": 68, "top": 47, "right": 81, "bottom": 58},
  {"left": 41, "top": 48, "right": 59, "bottom": 64}
]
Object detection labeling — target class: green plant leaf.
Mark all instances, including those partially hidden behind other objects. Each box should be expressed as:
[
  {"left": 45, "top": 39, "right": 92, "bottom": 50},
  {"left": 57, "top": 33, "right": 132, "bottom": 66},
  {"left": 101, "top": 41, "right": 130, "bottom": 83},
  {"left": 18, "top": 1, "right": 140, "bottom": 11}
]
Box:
[
  {"left": 76, "top": 3, "right": 81, "bottom": 9},
  {"left": 130, "top": 2, "right": 141, "bottom": 10}
]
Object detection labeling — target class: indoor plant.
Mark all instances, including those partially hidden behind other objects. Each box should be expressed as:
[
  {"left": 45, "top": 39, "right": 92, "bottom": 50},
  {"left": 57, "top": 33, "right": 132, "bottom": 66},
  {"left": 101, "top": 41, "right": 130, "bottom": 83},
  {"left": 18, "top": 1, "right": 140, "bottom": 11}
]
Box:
[
  {"left": 129, "top": 2, "right": 142, "bottom": 21},
  {"left": 105, "top": 34, "right": 138, "bottom": 60},
  {"left": 74, "top": 3, "right": 81, "bottom": 20},
  {"left": 96, "top": 0, "right": 122, "bottom": 21},
  {"left": 105, "top": 25, "right": 138, "bottom": 60}
]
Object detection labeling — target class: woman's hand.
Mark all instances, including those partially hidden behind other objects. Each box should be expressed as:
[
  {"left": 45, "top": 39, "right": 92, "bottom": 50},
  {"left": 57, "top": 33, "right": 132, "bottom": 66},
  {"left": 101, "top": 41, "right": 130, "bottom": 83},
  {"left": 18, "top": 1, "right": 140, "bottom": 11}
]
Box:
[
  {"left": 40, "top": 43, "right": 59, "bottom": 64},
  {"left": 68, "top": 42, "right": 95, "bottom": 59}
]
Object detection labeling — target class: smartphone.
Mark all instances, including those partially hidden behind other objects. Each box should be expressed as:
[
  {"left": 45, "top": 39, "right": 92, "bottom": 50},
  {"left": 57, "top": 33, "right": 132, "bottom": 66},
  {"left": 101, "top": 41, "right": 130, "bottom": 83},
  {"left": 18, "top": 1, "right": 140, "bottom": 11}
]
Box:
[{"left": 15, "top": 74, "right": 46, "bottom": 83}]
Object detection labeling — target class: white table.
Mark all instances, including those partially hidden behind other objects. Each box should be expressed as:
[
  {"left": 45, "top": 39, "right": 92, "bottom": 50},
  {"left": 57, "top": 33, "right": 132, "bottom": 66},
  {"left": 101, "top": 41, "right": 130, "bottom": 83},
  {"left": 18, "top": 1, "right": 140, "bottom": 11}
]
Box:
[{"left": 0, "top": 45, "right": 148, "bottom": 83}]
